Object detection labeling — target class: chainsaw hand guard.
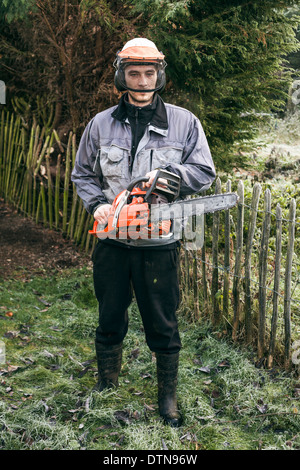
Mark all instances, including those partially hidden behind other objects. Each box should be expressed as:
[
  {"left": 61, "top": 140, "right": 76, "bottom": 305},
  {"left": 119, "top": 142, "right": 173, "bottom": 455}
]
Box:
[{"left": 144, "top": 169, "right": 181, "bottom": 203}]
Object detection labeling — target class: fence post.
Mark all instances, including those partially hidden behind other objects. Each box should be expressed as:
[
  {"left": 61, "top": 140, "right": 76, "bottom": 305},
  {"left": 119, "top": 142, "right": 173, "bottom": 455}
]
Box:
[
  {"left": 63, "top": 132, "right": 72, "bottom": 233},
  {"left": 55, "top": 153, "right": 61, "bottom": 229},
  {"left": 258, "top": 189, "right": 271, "bottom": 359},
  {"left": 45, "top": 152, "right": 53, "bottom": 229},
  {"left": 31, "top": 125, "right": 42, "bottom": 218},
  {"left": 212, "top": 177, "right": 221, "bottom": 324},
  {"left": 232, "top": 180, "right": 244, "bottom": 340},
  {"left": 268, "top": 204, "right": 282, "bottom": 368},
  {"left": 201, "top": 191, "right": 207, "bottom": 307},
  {"left": 193, "top": 250, "right": 200, "bottom": 320},
  {"left": 245, "top": 182, "right": 262, "bottom": 344},
  {"left": 284, "top": 198, "right": 296, "bottom": 369},
  {"left": 184, "top": 248, "right": 190, "bottom": 296},
  {"left": 4, "top": 113, "right": 14, "bottom": 199},
  {"left": 223, "top": 179, "right": 231, "bottom": 321}
]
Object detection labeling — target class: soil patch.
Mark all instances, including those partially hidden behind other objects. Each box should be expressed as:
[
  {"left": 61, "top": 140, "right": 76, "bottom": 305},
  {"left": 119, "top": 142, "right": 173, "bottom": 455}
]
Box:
[{"left": 0, "top": 199, "right": 91, "bottom": 280}]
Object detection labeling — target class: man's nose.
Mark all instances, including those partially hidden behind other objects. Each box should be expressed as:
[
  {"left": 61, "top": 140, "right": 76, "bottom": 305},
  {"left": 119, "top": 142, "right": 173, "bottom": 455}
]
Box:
[{"left": 138, "top": 74, "right": 148, "bottom": 87}]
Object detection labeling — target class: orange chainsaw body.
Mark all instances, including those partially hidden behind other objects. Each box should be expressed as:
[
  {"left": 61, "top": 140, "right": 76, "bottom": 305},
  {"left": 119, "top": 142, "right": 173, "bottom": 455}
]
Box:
[{"left": 89, "top": 186, "right": 171, "bottom": 240}]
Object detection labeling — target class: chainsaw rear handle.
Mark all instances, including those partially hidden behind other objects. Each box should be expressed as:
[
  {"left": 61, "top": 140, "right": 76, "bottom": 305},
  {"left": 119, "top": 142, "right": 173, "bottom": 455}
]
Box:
[{"left": 89, "top": 176, "right": 150, "bottom": 236}]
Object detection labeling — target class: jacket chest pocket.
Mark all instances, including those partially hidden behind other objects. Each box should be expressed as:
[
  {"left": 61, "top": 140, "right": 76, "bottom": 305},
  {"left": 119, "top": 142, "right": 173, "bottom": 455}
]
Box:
[
  {"left": 151, "top": 147, "right": 182, "bottom": 169},
  {"left": 99, "top": 145, "right": 128, "bottom": 178}
]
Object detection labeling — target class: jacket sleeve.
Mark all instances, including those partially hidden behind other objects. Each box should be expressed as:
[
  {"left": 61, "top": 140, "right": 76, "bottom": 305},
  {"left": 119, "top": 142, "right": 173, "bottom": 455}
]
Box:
[
  {"left": 163, "top": 116, "right": 216, "bottom": 197},
  {"left": 71, "top": 119, "right": 108, "bottom": 214}
]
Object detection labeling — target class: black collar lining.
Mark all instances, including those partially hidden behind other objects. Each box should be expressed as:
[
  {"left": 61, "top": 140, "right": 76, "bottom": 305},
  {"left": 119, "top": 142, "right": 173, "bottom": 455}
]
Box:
[{"left": 111, "top": 93, "right": 168, "bottom": 130}]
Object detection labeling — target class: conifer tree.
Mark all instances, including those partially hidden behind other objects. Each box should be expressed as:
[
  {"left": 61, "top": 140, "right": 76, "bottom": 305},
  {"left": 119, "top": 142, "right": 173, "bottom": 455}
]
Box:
[
  {"left": 130, "top": 0, "right": 300, "bottom": 162},
  {"left": 1, "top": 0, "right": 299, "bottom": 165}
]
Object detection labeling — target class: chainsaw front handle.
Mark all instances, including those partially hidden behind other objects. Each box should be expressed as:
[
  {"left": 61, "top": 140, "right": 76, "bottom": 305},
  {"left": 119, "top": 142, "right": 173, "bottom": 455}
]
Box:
[
  {"left": 144, "top": 169, "right": 181, "bottom": 202},
  {"left": 126, "top": 176, "right": 150, "bottom": 193}
]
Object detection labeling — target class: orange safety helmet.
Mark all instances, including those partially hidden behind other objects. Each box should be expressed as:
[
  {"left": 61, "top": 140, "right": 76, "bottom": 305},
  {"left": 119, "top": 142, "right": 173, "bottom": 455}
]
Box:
[{"left": 114, "top": 38, "right": 167, "bottom": 93}]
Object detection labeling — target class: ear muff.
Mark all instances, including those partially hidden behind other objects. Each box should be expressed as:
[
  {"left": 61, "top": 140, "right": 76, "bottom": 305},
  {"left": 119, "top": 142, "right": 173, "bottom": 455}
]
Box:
[
  {"left": 114, "top": 67, "right": 127, "bottom": 92},
  {"left": 156, "top": 68, "right": 166, "bottom": 93}
]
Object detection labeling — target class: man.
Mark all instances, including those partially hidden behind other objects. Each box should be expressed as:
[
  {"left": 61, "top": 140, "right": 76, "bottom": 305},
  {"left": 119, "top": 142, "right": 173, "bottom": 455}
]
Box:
[{"left": 71, "top": 38, "right": 215, "bottom": 427}]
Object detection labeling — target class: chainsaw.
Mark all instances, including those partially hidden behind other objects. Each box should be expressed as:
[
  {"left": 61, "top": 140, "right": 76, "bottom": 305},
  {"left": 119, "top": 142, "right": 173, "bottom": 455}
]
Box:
[{"left": 89, "top": 169, "right": 238, "bottom": 240}]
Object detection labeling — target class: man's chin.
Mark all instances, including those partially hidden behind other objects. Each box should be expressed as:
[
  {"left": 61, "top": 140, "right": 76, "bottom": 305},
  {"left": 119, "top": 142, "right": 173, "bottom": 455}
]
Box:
[{"left": 128, "top": 91, "right": 154, "bottom": 105}]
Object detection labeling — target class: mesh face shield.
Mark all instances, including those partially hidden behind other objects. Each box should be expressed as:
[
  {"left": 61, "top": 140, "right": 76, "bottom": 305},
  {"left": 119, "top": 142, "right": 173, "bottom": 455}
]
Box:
[{"left": 113, "top": 58, "right": 167, "bottom": 93}]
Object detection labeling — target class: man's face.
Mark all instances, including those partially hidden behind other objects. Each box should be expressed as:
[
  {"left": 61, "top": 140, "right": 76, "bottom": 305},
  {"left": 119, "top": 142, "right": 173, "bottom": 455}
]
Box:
[{"left": 124, "top": 64, "right": 157, "bottom": 107}]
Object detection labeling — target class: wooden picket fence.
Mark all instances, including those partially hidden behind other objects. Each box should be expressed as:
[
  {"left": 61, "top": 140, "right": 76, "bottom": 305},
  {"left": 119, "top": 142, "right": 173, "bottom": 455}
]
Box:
[
  {"left": 0, "top": 111, "right": 299, "bottom": 369},
  {"left": 180, "top": 179, "right": 298, "bottom": 370},
  {"left": 0, "top": 110, "right": 97, "bottom": 253}
]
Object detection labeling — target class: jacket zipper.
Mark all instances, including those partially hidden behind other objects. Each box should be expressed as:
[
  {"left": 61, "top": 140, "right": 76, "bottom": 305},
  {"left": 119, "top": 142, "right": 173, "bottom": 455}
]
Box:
[
  {"left": 129, "top": 108, "right": 140, "bottom": 174},
  {"left": 134, "top": 108, "right": 139, "bottom": 156}
]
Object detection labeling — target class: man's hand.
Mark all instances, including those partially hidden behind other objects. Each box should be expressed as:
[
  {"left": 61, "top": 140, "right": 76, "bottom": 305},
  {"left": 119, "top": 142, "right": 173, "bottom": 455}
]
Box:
[
  {"left": 142, "top": 170, "right": 158, "bottom": 188},
  {"left": 93, "top": 204, "right": 112, "bottom": 225},
  {"left": 142, "top": 170, "right": 168, "bottom": 189}
]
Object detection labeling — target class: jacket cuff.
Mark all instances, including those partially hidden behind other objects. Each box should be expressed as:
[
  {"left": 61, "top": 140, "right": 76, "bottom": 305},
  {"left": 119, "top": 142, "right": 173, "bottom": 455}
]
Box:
[{"left": 92, "top": 203, "right": 106, "bottom": 215}]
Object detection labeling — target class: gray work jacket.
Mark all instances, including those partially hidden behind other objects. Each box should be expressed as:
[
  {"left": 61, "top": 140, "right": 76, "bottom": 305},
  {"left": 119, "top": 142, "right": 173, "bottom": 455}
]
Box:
[{"left": 71, "top": 99, "right": 216, "bottom": 247}]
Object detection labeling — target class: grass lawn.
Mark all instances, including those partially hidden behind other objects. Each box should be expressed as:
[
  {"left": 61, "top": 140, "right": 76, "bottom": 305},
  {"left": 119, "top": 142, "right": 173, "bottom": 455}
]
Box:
[
  {"left": 0, "top": 110, "right": 299, "bottom": 451},
  {"left": 0, "top": 265, "right": 299, "bottom": 450}
]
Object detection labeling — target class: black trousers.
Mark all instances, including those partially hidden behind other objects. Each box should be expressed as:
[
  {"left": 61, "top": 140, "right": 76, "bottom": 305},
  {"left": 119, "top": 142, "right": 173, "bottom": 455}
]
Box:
[{"left": 92, "top": 241, "right": 182, "bottom": 354}]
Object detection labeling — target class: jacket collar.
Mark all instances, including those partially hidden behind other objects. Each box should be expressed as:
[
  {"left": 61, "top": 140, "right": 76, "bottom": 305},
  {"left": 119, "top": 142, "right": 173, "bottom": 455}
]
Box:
[{"left": 111, "top": 92, "right": 168, "bottom": 131}]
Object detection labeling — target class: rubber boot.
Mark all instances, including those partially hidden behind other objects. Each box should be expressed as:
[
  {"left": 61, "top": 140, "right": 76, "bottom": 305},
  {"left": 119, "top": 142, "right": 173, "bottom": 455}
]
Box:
[
  {"left": 94, "top": 342, "right": 123, "bottom": 392},
  {"left": 156, "top": 352, "right": 182, "bottom": 427}
]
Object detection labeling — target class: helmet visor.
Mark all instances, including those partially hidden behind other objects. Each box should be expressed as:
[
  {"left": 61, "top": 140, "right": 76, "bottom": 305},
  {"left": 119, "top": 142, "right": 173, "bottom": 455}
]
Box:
[{"left": 114, "top": 58, "right": 167, "bottom": 93}]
